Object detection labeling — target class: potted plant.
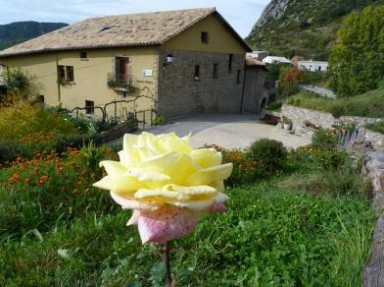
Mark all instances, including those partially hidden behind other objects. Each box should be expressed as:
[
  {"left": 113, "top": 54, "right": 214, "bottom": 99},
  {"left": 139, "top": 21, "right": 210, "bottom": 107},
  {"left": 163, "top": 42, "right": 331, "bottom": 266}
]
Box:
[{"left": 282, "top": 116, "right": 293, "bottom": 131}]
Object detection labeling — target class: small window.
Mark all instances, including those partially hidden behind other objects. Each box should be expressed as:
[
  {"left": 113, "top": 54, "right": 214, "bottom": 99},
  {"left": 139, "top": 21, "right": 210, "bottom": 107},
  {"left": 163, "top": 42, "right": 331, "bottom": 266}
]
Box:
[
  {"left": 57, "top": 65, "right": 74, "bottom": 83},
  {"left": 236, "top": 69, "right": 242, "bottom": 84},
  {"left": 38, "top": 95, "right": 44, "bottom": 103},
  {"left": 228, "top": 54, "right": 233, "bottom": 72},
  {"left": 194, "top": 65, "right": 200, "bottom": 81},
  {"left": 201, "top": 32, "right": 209, "bottom": 44},
  {"left": 66, "top": 66, "right": 74, "bottom": 82},
  {"left": 85, "top": 100, "right": 94, "bottom": 114},
  {"left": 80, "top": 51, "right": 87, "bottom": 60},
  {"left": 213, "top": 63, "right": 218, "bottom": 79},
  {"left": 58, "top": 65, "right": 65, "bottom": 80}
]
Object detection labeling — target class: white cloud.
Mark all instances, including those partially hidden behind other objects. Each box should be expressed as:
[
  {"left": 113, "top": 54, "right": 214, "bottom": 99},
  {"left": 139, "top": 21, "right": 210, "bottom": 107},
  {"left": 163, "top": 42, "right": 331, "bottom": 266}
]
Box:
[{"left": 0, "top": 0, "right": 268, "bottom": 37}]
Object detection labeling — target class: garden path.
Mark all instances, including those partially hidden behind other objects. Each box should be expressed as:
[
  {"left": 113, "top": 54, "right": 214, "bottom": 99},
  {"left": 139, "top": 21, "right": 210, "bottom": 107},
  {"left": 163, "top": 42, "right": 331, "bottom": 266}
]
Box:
[
  {"left": 299, "top": 84, "right": 336, "bottom": 99},
  {"left": 145, "top": 114, "right": 311, "bottom": 150}
]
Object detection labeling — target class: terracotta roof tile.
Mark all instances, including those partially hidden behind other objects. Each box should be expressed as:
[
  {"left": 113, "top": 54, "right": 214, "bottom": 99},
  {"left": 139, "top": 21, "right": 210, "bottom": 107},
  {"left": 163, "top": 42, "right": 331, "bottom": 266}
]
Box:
[{"left": 0, "top": 8, "right": 215, "bottom": 57}]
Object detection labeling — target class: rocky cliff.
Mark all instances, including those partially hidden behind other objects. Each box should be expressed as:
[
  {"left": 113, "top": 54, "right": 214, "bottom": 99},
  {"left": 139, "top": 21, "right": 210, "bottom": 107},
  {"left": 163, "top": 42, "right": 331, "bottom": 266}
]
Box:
[{"left": 247, "top": 0, "right": 384, "bottom": 60}]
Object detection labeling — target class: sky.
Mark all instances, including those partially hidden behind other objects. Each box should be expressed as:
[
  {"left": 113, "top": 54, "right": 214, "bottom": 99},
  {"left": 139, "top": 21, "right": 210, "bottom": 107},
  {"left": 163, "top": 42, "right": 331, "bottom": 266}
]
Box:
[{"left": 0, "top": 0, "right": 270, "bottom": 38}]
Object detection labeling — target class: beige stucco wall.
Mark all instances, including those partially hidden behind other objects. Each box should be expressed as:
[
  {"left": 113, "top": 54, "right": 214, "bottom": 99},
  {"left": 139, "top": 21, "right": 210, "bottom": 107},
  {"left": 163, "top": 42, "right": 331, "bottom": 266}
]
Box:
[
  {"left": 0, "top": 13, "right": 250, "bottom": 121},
  {"left": 163, "top": 14, "right": 247, "bottom": 54},
  {"left": 0, "top": 47, "right": 160, "bottom": 120}
]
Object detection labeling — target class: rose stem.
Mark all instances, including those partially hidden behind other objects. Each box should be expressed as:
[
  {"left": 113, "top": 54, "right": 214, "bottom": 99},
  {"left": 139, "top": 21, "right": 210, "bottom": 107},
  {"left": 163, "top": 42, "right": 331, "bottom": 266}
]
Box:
[{"left": 163, "top": 241, "right": 173, "bottom": 287}]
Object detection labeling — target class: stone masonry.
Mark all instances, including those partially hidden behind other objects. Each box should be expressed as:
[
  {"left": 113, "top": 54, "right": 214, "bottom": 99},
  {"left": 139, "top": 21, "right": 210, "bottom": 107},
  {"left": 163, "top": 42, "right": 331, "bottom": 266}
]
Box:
[
  {"left": 158, "top": 50, "right": 244, "bottom": 118},
  {"left": 281, "top": 105, "right": 384, "bottom": 150}
]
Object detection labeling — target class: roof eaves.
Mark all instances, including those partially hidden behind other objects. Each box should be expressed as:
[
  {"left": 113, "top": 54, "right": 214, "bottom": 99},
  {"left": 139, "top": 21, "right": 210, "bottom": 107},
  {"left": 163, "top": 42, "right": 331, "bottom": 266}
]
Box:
[{"left": 0, "top": 41, "right": 162, "bottom": 58}]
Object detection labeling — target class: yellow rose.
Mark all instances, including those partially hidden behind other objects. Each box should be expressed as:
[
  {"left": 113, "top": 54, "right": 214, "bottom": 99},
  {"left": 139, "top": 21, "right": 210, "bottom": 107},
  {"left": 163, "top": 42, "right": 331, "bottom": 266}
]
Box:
[{"left": 93, "top": 132, "right": 232, "bottom": 243}]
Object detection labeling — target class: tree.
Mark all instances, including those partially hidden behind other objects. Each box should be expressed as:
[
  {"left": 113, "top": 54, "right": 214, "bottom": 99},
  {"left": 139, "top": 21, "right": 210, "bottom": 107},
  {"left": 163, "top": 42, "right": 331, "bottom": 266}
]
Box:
[
  {"left": 328, "top": 6, "right": 384, "bottom": 97},
  {"left": 0, "top": 69, "right": 41, "bottom": 106},
  {"left": 278, "top": 66, "right": 304, "bottom": 98}
]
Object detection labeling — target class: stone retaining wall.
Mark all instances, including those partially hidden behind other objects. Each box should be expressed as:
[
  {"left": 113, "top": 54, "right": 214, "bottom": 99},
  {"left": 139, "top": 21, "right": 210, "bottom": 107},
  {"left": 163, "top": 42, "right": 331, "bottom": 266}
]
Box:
[
  {"left": 281, "top": 105, "right": 384, "bottom": 150},
  {"left": 363, "top": 152, "right": 384, "bottom": 287}
]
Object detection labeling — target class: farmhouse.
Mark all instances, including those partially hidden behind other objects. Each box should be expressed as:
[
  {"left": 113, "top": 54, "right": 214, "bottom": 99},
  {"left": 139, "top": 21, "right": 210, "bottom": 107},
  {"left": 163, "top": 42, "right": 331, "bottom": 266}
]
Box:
[
  {"left": 298, "top": 60, "right": 328, "bottom": 72},
  {"left": 0, "top": 8, "right": 257, "bottom": 120}
]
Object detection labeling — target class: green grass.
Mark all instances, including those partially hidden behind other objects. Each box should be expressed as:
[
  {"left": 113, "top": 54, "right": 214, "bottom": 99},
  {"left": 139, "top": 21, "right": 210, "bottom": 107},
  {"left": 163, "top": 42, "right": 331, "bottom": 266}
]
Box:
[
  {"left": 289, "top": 89, "right": 384, "bottom": 118},
  {"left": 0, "top": 114, "right": 376, "bottom": 286},
  {"left": 366, "top": 121, "right": 384, "bottom": 134},
  {"left": 0, "top": 176, "right": 375, "bottom": 286}
]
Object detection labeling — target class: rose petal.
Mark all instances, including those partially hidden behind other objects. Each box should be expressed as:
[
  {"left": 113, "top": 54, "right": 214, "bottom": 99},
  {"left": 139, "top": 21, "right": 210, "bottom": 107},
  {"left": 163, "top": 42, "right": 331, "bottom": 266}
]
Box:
[
  {"left": 156, "top": 132, "right": 193, "bottom": 153},
  {"left": 186, "top": 163, "right": 233, "bottom": 185},
  {"left": 110, "top": 192, "right": 159, "bottom": 210},
  {"left": 134, "top": 205, "right": 200, "bottom": 244},
  {"left": 127, "top": 209, "right": 140, "bottom": 225},
  {"left": 191, "top": 148, "right": 222, "bottom": 168}
]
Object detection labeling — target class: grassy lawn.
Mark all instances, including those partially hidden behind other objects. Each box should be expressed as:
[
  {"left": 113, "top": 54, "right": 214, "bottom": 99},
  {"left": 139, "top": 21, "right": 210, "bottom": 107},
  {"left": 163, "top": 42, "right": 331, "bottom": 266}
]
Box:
[
  {"left": 0, "top": 144, "right": 375, "bottom": 286},
  {"left": 288, "top": 89, "right": 384, "bottom": 119},
  {"left": 0, "top": 102, "right": 377, "bottom": 286}
]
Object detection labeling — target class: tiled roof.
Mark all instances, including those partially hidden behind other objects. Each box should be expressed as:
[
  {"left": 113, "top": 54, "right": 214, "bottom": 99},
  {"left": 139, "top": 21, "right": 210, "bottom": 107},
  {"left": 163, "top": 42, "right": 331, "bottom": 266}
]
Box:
[
  {"left": 245, "top": 56, "right": 266, "bottom": 67},
  {"left": 0, "top": 8, "right": 217, "bottom": 57}
]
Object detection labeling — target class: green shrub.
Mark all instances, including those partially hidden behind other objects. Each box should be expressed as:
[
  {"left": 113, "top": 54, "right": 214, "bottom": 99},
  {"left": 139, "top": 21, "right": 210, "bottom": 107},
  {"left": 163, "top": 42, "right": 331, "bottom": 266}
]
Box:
[
  {"left": 54, "top": 134, "right": 105, "bottom": 154},
  {"left": 153, "top": 114, "right": 166, "bottom": 125},
  {"left": 80, "top": 141, "right": 105, "bottom": 177},
  {"left": 315, "top": 149, "right": 349, "bottom": 171},
  {"left": 0, "top": 140, "right": 33, "bottom": 164},
  {"left": 221, "top": 148, "right": 263, "bottom": 186},
  {"left": 247, "top": 138, "right": 287, "bottom": 175},
  {"left": 329, "top": 103, "right": 346, "bottom": 118},
  {"left": 312, "top": 128, "right": 339, "bottom": 150},
  {"left": 0, "top": 104, "right": 79, "bottom": 141},
  {"left": 265, "top": 101, "right": 282, "bottom": 111},
  {"left": 0, "top": 148, "right": 118, "bottom": 241}
]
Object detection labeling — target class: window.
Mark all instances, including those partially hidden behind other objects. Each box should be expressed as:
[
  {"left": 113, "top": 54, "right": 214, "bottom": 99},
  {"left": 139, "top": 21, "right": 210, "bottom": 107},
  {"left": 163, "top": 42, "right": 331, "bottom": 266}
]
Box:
[
  {"left": 38, "top": 95, "right": 44, "bottom": 103},
  {"left": 213, "top": 63, "right": 218, "bottom": 79},
  {"left": 194, "top": 65, "right": 200, "bottom": 81},
  {"left": 58, "top": 65, "right": 65, "bottom": 80},
  {"left": 80, "top": 51, "right": 87, "bottom": 60},
  {"left": 57, "top": 65, "right": 75, "bottom": 83},
  {"left": 85, "top": 100, "right": 94, "bottom": 114},
  {"left": 228, "top": 54, "right": 233, "bottom": 72},
  {"left": 66, "top": 66, "right": 74, "bottom": 82},
  {"left": 115, "top": 57, "right": 129, "bottom": 86},
  {"left": 201, "top": 32, "right": 209, "bottom": 44},
  {"left": 236, "top": 69, "right": 242, "bottom": 84}
]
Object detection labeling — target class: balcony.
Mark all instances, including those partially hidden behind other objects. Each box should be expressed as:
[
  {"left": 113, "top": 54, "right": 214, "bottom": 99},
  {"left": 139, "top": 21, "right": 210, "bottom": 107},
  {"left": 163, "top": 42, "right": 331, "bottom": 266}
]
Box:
[{"left": 107, "top": 73, "right": 130, "bottom": 92}]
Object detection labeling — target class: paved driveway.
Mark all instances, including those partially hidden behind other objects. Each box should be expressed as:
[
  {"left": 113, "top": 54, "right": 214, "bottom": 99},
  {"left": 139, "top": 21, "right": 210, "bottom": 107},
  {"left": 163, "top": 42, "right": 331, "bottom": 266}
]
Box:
[{"left": 147, "top": 114, "right": 311, "bottom": 149}]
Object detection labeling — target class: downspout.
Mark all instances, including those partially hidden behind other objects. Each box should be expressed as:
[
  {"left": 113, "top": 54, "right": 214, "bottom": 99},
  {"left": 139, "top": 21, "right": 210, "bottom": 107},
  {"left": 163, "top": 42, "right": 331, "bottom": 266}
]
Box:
[
  {"left": 239, "top": 60, "right": 247, "bottom": 114},
  {"left": 55, "top": 56, "right": 61, "bottom": 103}
]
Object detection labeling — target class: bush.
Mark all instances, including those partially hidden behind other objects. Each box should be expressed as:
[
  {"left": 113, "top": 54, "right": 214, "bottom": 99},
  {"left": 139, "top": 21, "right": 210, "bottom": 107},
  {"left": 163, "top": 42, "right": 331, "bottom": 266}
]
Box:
[
  {"left": 0, "top": 147, "right": 118, "bottom": 241},
  {"left": 0, "top": 140, "right": 34, "bottom": 164},
  {"left": 265, "top": 101, "right": 282, "bottom": 111},
  {"left": 247, "top": 138, "right": 287, "bottom": 175},
  {"left": 54, "top": 134, "right": 105, "bottom": 154},
  {"left": 0, "top": 103, "right": 79, "bottom": 141},
  {"left": 153, "top": 114, "right": 166, "bottom": 125},
  {"left": 329, "top": 103, "right": 346, "bottom": 118},
  {"left": 312, "top": 128, "right": 339, "bottom": 150},
  {"left": 221, "top": 148, "right": 263, "bottom": 186}
]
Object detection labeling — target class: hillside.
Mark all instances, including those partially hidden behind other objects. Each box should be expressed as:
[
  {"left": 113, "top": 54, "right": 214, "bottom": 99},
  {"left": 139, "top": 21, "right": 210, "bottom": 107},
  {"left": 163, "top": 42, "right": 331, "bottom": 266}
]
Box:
[
  {"left": 246, "top": 0, "right": 384, "bottom": 60},
  {"left": 0, "top": 21, "right": 68, "bottom": 50}
]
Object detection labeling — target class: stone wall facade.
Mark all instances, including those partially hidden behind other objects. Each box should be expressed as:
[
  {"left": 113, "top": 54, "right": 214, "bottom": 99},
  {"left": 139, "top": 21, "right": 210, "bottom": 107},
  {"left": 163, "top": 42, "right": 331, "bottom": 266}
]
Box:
[
  {"left": 242, "top": 66, "right": 269, "bottom": 114},
  {"left": 158, "top": 50, "right": 244, "bottom": 118}
]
